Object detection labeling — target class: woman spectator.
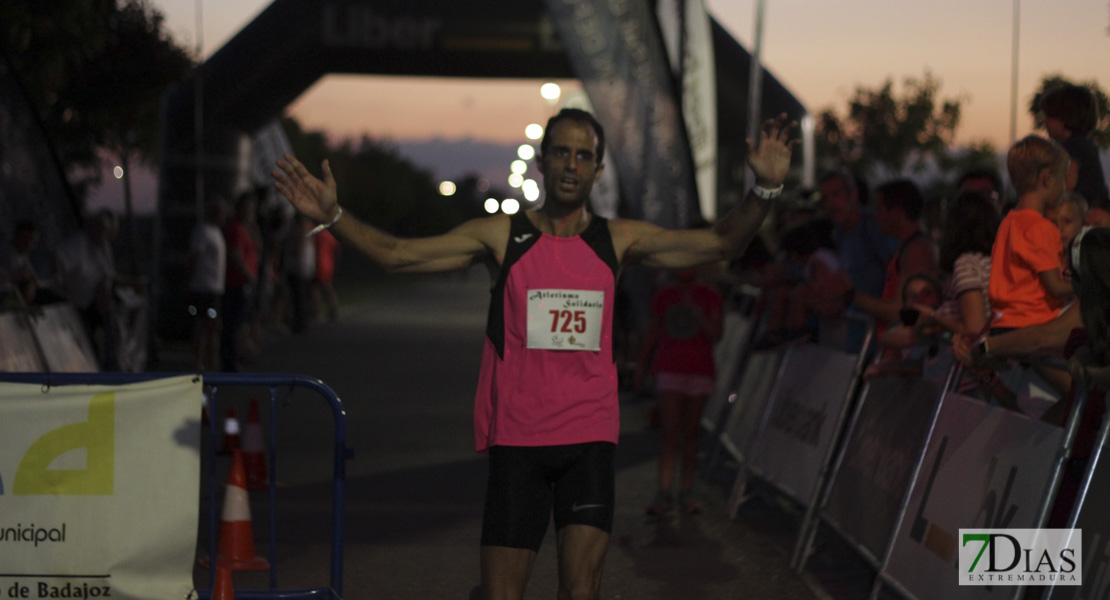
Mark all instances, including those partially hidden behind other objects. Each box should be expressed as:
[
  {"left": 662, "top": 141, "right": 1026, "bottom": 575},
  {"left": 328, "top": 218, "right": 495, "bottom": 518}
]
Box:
[{"left": 915, "top": 190, "right": 999, "bottom": 338}]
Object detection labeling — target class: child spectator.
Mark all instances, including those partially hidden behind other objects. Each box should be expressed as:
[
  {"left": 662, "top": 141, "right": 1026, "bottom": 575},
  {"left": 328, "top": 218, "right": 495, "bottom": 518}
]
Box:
[
  {"left": 989, "top": 136, "right": 1074, "bottom": 332},
  {"left": 863, "top": 273, "right": 943, "bottom": 378},
  {"left": 753, "top": 217, "right": 840, "bottom": 347},
  {"left": 635, "top": 265, "right": 723, "bottom": 516},
  {"left": 1039, "top": 83, "right": 1110, "bottom": 224},
  {"left": 1055, "top": 191, "right": 1089, "bottom": 264},
  {"left": 919, "top": 191, "right": 999, "bottom": 338},
  {"left": 312, "top": 228, "right": 341, "bottom": 322}
]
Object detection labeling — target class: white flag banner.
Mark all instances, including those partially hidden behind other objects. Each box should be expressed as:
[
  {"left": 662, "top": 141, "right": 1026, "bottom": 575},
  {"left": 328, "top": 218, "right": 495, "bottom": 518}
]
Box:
[{"left": 0, "top": 376, "right": 202, "bottom": 599}]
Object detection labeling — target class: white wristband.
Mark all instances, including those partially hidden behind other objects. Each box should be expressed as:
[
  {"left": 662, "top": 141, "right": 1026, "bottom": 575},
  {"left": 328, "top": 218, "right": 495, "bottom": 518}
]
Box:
[
  {"left": 307, "top": 206, "right": 342, "bottom": 237},
  {"left": 752, "top": 184, "right": 784, "bottom": 200}
]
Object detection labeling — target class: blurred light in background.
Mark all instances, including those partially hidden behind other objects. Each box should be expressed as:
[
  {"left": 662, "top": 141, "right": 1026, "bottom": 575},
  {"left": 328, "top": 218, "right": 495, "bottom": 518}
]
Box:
[
  {"left": 525, "top": 123, "right": 544, "bottom": 140},
  {"left": 540, "top": 83, "right": 561, "bottom": 101},
  {"left": 522, "top": 179, "right": 540, "bottom": 202},
  {"left": 501, "top": 198, "right": 520, "bottom": 214},
  {"left": 510, "top": 160, "right": 527, "bottom": 175},
  {"left": 438, "top": 181, "right": 456, "bottom": 196},
  {"left": 508, "top": 173, "right": 524, "bottom": 188},
  {"left": 113, "top": 166, "right": 124, "bottom": 179},
  {"left": 484, "top": 198, "right": 500, "bottom": 214},
  {"left": 517, "top": 145, "right": 535, "bottom": 161}
]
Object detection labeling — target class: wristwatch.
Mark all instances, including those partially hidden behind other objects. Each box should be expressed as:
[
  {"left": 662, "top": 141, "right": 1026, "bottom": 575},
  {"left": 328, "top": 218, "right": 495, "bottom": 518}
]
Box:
[{"left": 752, "top": 184, "right": 784, "bottom": 200}]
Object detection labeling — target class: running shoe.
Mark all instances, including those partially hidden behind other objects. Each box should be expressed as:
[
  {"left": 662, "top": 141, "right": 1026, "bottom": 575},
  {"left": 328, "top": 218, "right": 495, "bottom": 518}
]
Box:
[
  {"left": 680, "top": 490, "right": 703, "bottom": 515},
  {"left": 646, "top": 491, "right": 674, "bottom": 516}
]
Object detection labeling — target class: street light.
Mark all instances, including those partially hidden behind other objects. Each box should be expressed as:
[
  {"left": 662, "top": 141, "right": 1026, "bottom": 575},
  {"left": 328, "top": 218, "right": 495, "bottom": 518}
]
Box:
[{"left": 540, "top": 83, "right": 561, "bottom": 102}]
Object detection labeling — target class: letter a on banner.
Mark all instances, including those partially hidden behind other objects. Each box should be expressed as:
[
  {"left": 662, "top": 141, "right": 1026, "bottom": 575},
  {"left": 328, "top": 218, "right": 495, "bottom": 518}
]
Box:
[{"left": 14, "top": 392, "right": 114, "bottom": 495}]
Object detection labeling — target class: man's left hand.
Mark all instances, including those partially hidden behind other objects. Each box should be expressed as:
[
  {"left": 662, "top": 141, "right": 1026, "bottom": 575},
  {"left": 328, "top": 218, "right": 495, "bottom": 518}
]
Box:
[{"left": 747, "top": 113, "right": 799, "bottom": 188}]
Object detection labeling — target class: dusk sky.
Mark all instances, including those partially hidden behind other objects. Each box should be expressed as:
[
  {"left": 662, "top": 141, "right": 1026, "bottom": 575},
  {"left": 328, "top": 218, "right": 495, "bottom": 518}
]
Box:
[
  {"left": 91, "top": 1, "right": 1110, "bottom": 212},
  {"left": 150, "top": 0, "right": 1108, "bottom": 148}
]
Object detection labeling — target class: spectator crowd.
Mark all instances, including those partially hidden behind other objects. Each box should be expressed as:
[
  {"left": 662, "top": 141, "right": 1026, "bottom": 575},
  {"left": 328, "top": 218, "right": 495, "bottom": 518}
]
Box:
[{"left": 627, "top": 81, "right": 1110, "bottom": 517}]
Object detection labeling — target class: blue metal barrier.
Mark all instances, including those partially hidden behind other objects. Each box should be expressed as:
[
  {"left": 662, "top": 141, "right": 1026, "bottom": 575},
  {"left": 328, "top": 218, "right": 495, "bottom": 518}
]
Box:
[{"left": 0, "top": 372, "right": 352, "bottom": 600}]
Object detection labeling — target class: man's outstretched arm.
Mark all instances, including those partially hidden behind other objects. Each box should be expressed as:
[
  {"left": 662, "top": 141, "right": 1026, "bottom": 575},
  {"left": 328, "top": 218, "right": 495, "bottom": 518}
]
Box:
[
  {"left": 273, "top": 154, "right": 499, "bottom": 273},
  {"left": 617, "top": 114, "right": 798, "bottom": 269}
]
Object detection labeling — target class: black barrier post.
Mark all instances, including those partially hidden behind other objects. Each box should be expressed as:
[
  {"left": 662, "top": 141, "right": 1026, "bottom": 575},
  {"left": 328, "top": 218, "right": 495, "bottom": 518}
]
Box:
[
  {"left": 1043, "top": 385, "right": 1104, "bottom": 600},
  {"left": 789, "top": 325, "right": 878, "bottom": 569},
  {"left": 1031, "top": 385, "right": 1089, "bottom": 530},
  {"left": 865, "top": 363, "right": 1086, "bottom": 600},
  {"left": 794, "top": 352, "right": 958, "bottom": 575},
  {"left": 866, "top": 362, "right": 960, "bottom": 600}
]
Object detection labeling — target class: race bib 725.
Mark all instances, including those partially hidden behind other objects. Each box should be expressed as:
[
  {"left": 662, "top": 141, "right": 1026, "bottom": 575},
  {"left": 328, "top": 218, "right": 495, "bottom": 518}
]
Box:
[{"left": 526, "top": 289, "right": 604, "bottom": 351}]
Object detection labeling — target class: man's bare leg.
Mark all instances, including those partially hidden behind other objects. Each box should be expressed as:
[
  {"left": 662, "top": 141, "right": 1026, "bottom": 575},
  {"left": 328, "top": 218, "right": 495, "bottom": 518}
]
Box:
[
  {"left": 481, "top": 545, "right": 537, "bottom": 600},
  {"left": 556, "top": 524, "right": 610, "bottom": 600}
]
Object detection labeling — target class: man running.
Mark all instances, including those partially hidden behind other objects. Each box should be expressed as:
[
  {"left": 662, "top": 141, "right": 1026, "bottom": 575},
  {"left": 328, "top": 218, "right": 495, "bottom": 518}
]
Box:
[{"left": 273, "top": 108, "right": 797, "bottom": 600}]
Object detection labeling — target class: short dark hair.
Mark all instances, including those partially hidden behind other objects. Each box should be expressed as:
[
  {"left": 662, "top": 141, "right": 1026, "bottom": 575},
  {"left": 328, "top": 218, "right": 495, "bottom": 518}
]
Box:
[
  {"left": 14, "top": 219, "right": 36, "bottom": 236},
  {"left": 876, "top": 179, "right": 925, "bottom": 222},
  {"left": 900, "top": 272, "right": 942, "bottom": 306},
  {"left": 1040, "top": 83, "right": 1098, "bottom": 136},
  {"left": 541, "top": 108, "right": 606, "bottom": 165},
  {"left": 779, "top": 218, "right": 834, "bottom": 257},
  {"left": 938, "top": 191, "right": 999, "bottom": 272},
  {"left": 1075, "top": 227, "right": 1110, "bottom": 363},
  {"left": 957, "top": 167, "right": 1003, "bottom": 195}
]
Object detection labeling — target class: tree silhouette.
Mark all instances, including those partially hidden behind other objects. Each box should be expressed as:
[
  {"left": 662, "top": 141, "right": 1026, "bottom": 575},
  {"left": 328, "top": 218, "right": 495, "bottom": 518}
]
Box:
[{"left": 815, "top": 71, "right": 964, "bottom": 182}]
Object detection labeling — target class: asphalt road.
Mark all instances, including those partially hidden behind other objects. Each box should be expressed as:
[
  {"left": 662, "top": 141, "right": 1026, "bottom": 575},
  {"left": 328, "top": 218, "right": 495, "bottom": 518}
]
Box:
[{"left": 191, "top": 271, "right": 860, "bottom": 599}]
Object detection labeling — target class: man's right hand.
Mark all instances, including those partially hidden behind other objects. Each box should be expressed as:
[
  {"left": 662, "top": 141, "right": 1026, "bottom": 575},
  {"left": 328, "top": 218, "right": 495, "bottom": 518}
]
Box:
[{"left": 272, "top": 154, "right": 340, "bottom": 225}]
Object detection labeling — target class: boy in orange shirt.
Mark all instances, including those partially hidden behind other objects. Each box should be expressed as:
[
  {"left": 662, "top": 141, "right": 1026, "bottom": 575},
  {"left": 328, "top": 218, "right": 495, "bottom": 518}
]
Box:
[{"left": 988, "top": 135, "right": 1074, "bottom": 331}]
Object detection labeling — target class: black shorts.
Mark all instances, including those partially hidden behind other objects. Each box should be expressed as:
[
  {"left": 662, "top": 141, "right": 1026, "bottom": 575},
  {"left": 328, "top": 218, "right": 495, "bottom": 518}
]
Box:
[{"left": 481, "top": 442, "right": 615, "bottom": 551}]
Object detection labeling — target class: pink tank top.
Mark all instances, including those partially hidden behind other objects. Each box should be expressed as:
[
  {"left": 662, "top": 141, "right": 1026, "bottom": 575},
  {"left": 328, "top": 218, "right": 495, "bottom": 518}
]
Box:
[{"left": 473, "top": 213, "right": 619, "bottom": 451}]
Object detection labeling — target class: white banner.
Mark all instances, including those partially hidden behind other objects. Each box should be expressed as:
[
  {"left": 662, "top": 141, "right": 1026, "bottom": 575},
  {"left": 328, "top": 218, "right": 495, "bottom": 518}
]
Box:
[
  {"left": 0, "top": 376, "right": 202, "bottom": 599},
  {"left": 718, "top": 348, "right": 782, "bottom": 462},
  {"left": 750, "top": 344, "right": 859, "bottom": 503},
  {"left": 884, "top": 391, "right": 1063, "bottom": 599},
  {"left": 703, "top": 310, "right": 755, "bottom": 432}
]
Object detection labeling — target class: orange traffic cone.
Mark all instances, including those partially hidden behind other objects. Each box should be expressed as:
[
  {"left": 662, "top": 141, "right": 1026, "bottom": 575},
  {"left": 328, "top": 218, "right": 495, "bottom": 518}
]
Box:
[
  {"left": 212, "top": 565, "right": 236, "bottom": 599},
  {"left": 220, "top": 408, "right": 241, "bottom": 455},
  {"left": 214, "top": 449, "right": 268, "bottom": 571},
  {"left": 242, "top": 398, "right": 268, "bottom": 491}
]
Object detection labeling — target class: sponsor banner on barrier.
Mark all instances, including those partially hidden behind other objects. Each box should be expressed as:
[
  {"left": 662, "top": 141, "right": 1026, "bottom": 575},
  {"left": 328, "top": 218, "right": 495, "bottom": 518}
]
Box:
[
  {"left": 719, "top": 349, "right": 782, "bottom": 462},
  {"left": 959, "top": 529, "right": 1081, "bottom": 586},
  {"left": 0, "top": 376, "right": 201, "bottom": 599},
  {"left": 30, "top": 303, "right": 100, "bottom": 372},
  {"left": 751, "top": 344, "right": 858, "bottom": 503},
  {"left": 0, "top": 312, "right": 45, "bottom": 372},
  {"left": 1055, "top": 440, "right": 1110, "bottom": 598},
  {"left": 703, "top": 310, "right": 754, "bottom": 431},
  {"left": 885, "top": 391, "right": 1063, "bottom": 598},
  {"left": 823, "top": 372, "right": 945, "bottom": 560}
]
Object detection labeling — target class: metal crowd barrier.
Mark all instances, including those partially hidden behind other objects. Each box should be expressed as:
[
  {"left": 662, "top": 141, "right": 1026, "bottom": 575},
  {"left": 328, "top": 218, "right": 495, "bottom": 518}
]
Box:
[
  {"left": 0, "top": 371, "right": 351, "bottom": 600},
  {"left": 707, "top": 306, "right": 1101, "bottom": 599},
  {"left": 722, "top": 312, "right": 874, "bottom": 562}
]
